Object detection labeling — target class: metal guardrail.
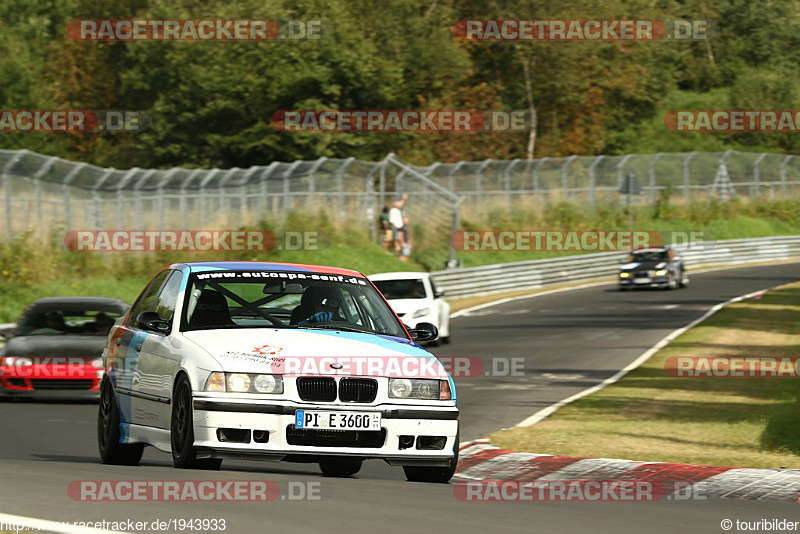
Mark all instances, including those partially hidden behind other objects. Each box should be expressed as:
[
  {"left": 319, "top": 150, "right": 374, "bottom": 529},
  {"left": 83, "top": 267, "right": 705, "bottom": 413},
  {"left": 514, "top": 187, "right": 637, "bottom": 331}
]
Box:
[{"left": 431, "top": 235, "right": 800, "bottom": 299}]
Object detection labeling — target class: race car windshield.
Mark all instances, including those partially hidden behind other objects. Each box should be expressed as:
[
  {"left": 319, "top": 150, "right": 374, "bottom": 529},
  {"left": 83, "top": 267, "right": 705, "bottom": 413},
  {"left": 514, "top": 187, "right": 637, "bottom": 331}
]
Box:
[
  {"left": 181, "top": 271, "right": 407, "bottom": 338},
  {"left": 630, "top": 251, "right": 668, "bottom": 262},
  {"left": 372, "top": 279, "right": 427, "bottom": 300},
  {"left": 15, "top": 309, "right": 123, "bottom": 336}
]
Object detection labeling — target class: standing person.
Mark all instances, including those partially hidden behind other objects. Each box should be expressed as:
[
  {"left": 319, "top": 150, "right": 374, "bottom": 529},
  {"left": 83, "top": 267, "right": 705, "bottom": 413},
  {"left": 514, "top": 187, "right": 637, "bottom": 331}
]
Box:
[
  {"left": 389, "top": 194, "right": 408, "bottom": 256},
  {"left": 379, "top": 206, "right": 393, "bottom": 252}
]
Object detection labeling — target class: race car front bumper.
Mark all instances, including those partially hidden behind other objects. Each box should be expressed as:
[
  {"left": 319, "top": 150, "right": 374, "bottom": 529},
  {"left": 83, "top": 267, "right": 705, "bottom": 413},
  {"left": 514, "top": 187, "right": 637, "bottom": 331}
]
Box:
[{"left": 191, "top": 397, "right": 459, "bottom": 466}]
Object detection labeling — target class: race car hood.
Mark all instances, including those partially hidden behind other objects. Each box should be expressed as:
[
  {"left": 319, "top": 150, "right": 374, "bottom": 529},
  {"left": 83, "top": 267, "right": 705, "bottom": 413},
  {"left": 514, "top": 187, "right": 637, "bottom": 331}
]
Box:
[
  {"left": 2, "top": 334, "right": 107, "bottom": 359},
  {"left": 182, "top": 328, "right": 448, "bottom": 378},
  {"left": 619, "top": 260, "right": 665, "bottom": 272},
  {"left": 384, "top": 298, "right": 430, "bottom": 318}
]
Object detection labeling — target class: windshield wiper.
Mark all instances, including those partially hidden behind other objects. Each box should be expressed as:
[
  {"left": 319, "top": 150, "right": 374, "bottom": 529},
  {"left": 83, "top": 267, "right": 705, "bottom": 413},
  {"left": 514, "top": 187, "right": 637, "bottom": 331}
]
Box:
[{"left": 294, "top": 324, "right": 373, "bottom": 334}]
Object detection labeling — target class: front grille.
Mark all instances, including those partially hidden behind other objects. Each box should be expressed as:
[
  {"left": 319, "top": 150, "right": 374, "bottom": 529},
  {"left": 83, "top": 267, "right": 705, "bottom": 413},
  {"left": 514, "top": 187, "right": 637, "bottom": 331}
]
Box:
[
  {"left": 30, "top": 379, "right": 93, "bottom": 390},
  {"left": 285, "top": 425, "right": 386, "bottom": 448},
  {"left": 634, "top": 272, "right": 649, "bottom": 278},
  {"left": 296, "top": 377, "right": 337, "bottom": 402},
  {"left": 339, "top": 378, "right": 378, "bottom": 403}
]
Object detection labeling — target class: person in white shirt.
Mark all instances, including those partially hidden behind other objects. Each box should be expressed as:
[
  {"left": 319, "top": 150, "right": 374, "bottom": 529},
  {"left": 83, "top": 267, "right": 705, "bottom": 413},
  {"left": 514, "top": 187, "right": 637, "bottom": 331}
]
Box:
[{"left": 388, "top": 194, "right": 408, "bottom": 257}]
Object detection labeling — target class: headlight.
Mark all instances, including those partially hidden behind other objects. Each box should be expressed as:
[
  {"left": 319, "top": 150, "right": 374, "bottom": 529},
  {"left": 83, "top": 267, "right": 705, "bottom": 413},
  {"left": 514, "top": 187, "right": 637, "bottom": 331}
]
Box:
[
  {"left": 619, "top": 272, "right": 631, "bottom": 278},
  {"left": 412, "top": 308, "right": 430, "bottom": 319},
  {"left": 654, "top": 269, "right": 667, "bottom": 276},
  {"left": 253, "top": 374, "right": 281, "bottom": 394},
  {"left": 205, "top": 372, "right": 283, "bottom": 394},
  {"left": 389, "top": 378, "right": 443, "bottom": 400}
]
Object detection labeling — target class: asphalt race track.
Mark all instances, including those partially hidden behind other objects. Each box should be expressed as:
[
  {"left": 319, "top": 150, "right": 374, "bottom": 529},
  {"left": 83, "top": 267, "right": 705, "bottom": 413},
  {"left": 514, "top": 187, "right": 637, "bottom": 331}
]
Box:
[{"left": 1, "top": 262, "right": 798, "bottom": 533}]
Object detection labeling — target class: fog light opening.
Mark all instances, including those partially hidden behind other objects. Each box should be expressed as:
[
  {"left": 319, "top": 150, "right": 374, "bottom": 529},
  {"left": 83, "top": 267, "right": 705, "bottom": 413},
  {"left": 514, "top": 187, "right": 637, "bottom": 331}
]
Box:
[
  {"left": 416, "top": 435, "right": 447, "bottom": 450},
  {"left": 216, "top": 428, "right": 252, "bottom": 443},
  {"left": 399, "top": 435, "right": 415, "bottom": 450},
  {"left": 253, "top": 430, "right": 270, "bottom": 443}
]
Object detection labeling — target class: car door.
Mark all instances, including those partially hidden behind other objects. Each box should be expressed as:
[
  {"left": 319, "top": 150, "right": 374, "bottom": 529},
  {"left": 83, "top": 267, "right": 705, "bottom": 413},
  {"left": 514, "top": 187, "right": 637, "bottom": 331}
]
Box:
[
  {"left": 110, "top": 270, "right": 171, "bottom": 426},
  {"left": 131, "top": 269, "right": 184, "bottom": 429}
]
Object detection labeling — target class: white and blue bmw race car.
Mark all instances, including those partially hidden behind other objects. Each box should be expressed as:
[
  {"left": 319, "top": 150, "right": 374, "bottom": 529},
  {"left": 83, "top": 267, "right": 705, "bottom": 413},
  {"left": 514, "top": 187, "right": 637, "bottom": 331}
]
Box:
[{"left": 98, "top": 261, "right": 459, "bottom": 482}]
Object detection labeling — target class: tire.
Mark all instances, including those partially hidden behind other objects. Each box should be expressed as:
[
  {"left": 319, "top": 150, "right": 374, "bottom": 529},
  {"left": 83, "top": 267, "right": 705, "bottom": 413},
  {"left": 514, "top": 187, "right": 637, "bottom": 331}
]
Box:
[
  {"left": 319, "top": 457, "right": 363, "bottom": 477},
  {"left": 171, "top": 375, "right": 222, "bottom": 470},
  {"left": 403, "top": 433, "right": 459, "bottom": 483},
  {"left": 441, "top": 335, "right": 451, "bottom": 345},
  {"left": 98, "top": 378, "right": 144, "bottom": 466}
]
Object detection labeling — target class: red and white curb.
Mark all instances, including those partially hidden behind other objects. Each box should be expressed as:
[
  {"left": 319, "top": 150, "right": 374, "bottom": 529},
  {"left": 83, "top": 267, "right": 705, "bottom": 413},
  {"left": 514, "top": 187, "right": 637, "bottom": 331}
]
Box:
[{"left": 455, "top": 439, "right": 800, "bottom": 502}]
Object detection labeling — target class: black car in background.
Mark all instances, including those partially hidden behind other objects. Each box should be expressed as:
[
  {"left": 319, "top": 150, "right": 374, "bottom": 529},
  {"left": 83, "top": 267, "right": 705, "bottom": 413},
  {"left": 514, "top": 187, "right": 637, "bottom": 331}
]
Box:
[
  {"left": 618, "top": 247, "right": 689, "bottom": 290},
  {"left": 0, "top": 297, "right": 128, "bottom": 398}
]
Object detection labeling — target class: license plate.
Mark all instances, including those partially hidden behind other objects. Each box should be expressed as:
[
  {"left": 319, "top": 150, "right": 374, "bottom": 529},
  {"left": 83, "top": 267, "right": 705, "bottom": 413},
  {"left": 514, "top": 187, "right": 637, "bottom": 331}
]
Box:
[
  {"left": 295, "top": 410, "right": 382, "bottom": 431},
  {"left": 633, "top": 278, "right": 651, "bottom": 284}
]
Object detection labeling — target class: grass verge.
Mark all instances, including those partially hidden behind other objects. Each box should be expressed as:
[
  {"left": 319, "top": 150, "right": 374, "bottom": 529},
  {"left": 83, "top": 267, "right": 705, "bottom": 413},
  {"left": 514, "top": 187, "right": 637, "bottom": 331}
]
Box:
[{"left": 491, "top": 282, "right": 800, "bottom": 468}]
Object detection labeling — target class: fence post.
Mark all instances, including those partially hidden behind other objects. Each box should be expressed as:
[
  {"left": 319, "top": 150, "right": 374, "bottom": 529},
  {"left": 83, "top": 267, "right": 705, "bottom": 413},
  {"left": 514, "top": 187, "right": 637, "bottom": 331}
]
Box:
[
  {"left": 533, "top": 157, "right": 548, "bottom": 211},
  {"left": 62, "top": 162, "right": 88, "bottom": 231},
  {"left": 281, "top": 161, "right": 301, "bottom": 217},
  {"left": 649, "top": 152, "right": 663, "bottom": 202},
  {"left": 156, "top": 169, "right": 180, "bottom": 230},
  {"left": 589, "top": 155, "right": 604, "bottom": 208},
  {"left": 217, "top": 168, "right": 240, "bottom": 215},
  {"left": 32, "top": 157, "right": 57, "bottom": 238},
  {"left": 476, "top": 159, "right": 492, "bottom": 213},
  {"left": 115, "top": 168, "right": 141, "bottom": 229},
  {"left": 504, "top": 158, "right": 521, "bottom": 212},
  {"left": 1, "top": 150, "right": 26, "bottom": 237},
  {"left": 238, "top": 166, "right": 262, "bottom": 225},
  {"left": 336, "top": 157, "right": 355, "bottom": 226},
  {"left": 753, "top": 153, "right": 767, "bottom": 199},
  {"left": 179, "top": 169, "right": 203, "bottom": 228},
  {"left": 683, "top": 152, "right": 697, "bottom": 205},
  {"left": 448, "top": 161, "right": 465, "bottom": 194},
  {"left": 306, "top": 157, "right": 327, "bottom": 212},
  {"left": 561, "top": 155, "right": 577, "bottom": 201},
  {"left": 133, "top": 169, "right": 157, "bottom": 229},
  {"left": 92, "top": 168, "right": 116, "bottom": 230},
  {"left": 780, "top": 155, "right": 792, "bottom": 197}
]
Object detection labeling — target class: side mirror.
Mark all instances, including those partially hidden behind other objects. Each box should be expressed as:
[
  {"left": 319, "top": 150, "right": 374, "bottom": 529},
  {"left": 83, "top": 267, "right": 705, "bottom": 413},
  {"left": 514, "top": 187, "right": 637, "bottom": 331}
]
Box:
[
  {"left": 137, "top": 312, "right": 170, "bottom": 334},
  {"left": 408, "top": 322, "right": 438, "bottom": 342},
  {"left": 434, "top": 290, "right": 445, "bottom": 299}
]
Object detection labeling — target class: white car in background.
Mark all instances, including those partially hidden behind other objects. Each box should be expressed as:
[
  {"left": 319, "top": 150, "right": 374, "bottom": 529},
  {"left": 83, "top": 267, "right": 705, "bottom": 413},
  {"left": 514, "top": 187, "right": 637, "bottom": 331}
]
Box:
[{"left": 368, "top": 272, "right": 450, "bottom": 345}]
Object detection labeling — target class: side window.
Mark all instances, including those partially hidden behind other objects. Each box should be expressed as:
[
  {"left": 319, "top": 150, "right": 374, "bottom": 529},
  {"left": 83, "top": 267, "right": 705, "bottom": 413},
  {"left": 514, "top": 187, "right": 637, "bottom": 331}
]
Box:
[
  {"left": 155, "top": 271, "right": 183, "bottom": 322},
  {"left": 127, "top": 270, "right": 170, "bottom": 325}
]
